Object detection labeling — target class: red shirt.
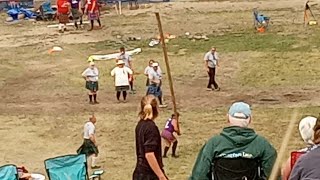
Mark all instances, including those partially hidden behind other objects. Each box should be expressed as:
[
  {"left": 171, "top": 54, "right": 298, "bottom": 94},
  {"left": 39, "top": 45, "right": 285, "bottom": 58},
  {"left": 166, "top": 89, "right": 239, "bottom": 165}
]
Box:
[
  {"left": 86, "top": 0, "right": 98, "bottom": 11},
  {"left": 57, "top": 0, "right": 70, "bottom": 14}
]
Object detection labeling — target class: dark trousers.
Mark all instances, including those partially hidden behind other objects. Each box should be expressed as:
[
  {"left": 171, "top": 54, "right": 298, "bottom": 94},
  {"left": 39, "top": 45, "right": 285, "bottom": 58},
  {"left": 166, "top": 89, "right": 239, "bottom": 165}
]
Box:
[{"left": 207, "top": 67, "right": 219, "bottom": 89}]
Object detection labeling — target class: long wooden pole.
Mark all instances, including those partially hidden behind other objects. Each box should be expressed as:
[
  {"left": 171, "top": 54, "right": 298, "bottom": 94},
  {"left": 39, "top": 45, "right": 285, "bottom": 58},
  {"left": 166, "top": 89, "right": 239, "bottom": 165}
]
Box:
[
  {"left": 269, "top": 110, "right": 298, "bottom": 180},
  {"left": 155, "top": 13, "right": 178, "bottom": 114}
]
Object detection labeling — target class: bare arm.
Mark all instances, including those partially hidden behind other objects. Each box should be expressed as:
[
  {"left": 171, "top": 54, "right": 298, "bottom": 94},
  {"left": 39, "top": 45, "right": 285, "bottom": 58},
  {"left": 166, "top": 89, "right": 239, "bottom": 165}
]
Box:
[
  {"left": 91, "top": 0, "right": 95, "bottom": 12},
  {"left": 172, "top": 119, "right": 180, "bottom": 135},
  {"left": 89, "top": 134, "right": 96, "bottom": 145},
  {"left": 145, "top": 152, "right": 167, "bottom": 180}
]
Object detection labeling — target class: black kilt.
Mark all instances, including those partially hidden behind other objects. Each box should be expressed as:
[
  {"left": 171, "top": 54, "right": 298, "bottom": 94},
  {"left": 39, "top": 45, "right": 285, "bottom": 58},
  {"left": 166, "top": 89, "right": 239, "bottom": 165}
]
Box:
[
  {"left": 85, "top": 81, "right": 99, "bottom": 92},
  {"left": 77, "top": 139, "right": 99, "bottom": 157}
]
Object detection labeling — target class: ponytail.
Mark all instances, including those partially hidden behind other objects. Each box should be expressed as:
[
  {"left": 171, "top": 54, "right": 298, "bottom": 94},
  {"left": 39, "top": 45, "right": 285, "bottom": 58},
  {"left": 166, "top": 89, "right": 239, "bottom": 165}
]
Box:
[{"left": 138, "top": 95, "right": 159, "bottom": 120}]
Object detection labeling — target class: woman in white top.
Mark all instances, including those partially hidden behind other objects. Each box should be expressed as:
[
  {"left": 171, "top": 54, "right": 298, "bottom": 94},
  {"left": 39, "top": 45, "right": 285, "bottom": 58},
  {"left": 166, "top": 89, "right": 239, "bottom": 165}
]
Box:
[
  {"left": 82, "top": 61, "right": 99, "bottom": 104},
  {"left": 111, "top": 60, "right": 133, "bottom": 102}
]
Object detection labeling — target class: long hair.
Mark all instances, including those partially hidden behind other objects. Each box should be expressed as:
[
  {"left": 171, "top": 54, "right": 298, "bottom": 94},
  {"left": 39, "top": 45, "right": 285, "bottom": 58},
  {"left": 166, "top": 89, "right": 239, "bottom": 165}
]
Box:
[
  {"left": 313, "top": 114, "right": 320, "bottom": 144},
  {"left": 138, "top": 95, "right": 159, "bottom": 120}
]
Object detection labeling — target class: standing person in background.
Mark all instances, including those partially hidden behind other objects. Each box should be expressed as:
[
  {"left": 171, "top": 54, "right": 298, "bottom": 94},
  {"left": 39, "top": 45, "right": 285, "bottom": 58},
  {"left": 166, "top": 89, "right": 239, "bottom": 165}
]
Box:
[
  {"left": 82, "top": 61, "right": 99, "bottom": 104},
  {"left": 79, "top": 0, "right": 86, "bottom": 26},
  {"left": 57, "top": 0, "right": 71, "bottom": 33},
  {"left": 147, "top": 63, "right": 167, "bottom": 108},
  {"left": 77, "top": 114, "right": 100, "bottom": 169},
  {"left": 70, "top": 0, "right": 82, "bottom": 29},
  {"left": 161, "top": 113, "right": 181, "bottom": 158},
  {"left": 85, "top": 0, "right": 101, "bottom": 31},
  {"left": 133, "top": 95, "right": 168, "bottom": 180},
  {"left": 204, "top": 46, "right": 220, "bottom": 91},
  {"left": 117, "top": 47, "right": 136, "bottom": 94},
  {"left": 144, "top": 60, "right": 162, "bottom": 92},
  {"left": 111, "top": 60, "right": 133, "bottom": 103}
]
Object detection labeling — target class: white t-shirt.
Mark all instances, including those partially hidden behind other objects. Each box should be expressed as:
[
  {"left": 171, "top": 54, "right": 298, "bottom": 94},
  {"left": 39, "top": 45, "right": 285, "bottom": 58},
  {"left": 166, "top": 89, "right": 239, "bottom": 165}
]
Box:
[
  {"left": 82, "top": 67, "right": 99, "bottom": 82},
  {"left": 84, "top": 121, "right": 95, "bottom": 139},
  {"left": 204, "top": 51, "right": 219, "bottom": 68},
  {"left": 148, "top": 69, "right": 161, "bottom": 84},
  {"left": 111, "top": 66, "right": 133, "bottom": 86},
  {"left": 117, "top": 53, "right": 132, "bottom": 68},
  {"left": 144, "top": 66, "right": 162, "bottom": 79}
]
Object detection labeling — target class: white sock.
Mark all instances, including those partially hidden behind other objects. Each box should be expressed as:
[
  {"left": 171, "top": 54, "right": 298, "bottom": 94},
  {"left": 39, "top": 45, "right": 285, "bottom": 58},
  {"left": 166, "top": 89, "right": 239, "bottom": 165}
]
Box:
[
  {"left": 58, "top": 23, "right": 62, "bottom": 30},
  {"left": 91, "top": 156, "right": 98, "bottom": 167}
]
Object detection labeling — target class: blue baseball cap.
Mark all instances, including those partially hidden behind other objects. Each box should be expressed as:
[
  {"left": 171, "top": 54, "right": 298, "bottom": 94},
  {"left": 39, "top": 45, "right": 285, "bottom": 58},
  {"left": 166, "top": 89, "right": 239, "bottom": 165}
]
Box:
[{"left": 228, "top": 102, "right": 251, "bottom": 119}]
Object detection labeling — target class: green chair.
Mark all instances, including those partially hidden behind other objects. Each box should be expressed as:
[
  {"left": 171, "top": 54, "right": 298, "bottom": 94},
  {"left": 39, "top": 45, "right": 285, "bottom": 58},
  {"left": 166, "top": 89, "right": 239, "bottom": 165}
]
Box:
[
  {"left": 0, "top": 164, "right": 19, "bottom": 180},
  {"left": 44, "top": 154, "right": 89, "bottom": 180}
]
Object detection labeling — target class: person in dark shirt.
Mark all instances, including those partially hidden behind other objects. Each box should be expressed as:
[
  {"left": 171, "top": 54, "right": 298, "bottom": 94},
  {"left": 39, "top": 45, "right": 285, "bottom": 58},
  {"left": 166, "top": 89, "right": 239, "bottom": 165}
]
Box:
[
  {"left": 133, "top": 95, "right": 168, "bottom": 180},
  {"left": 289, "top": 115, "right": 320, "bottom": 180},
  {"left": 69, "top": 0, "right": 82, "bottom": 29}
]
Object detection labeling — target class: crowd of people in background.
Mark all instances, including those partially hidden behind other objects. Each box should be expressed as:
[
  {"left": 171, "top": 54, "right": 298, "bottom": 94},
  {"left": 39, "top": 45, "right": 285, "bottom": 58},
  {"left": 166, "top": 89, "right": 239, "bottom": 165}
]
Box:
[
  {"left": 56, "top": 0, "right": 102, "bottom": 32},
  {"left": 81, "top": 47, "right": 168, "bottom": 107}
]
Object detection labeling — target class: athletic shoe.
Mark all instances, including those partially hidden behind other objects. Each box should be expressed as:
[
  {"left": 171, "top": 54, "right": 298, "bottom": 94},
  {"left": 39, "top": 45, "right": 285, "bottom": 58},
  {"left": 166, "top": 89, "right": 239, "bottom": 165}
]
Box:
[{"left": 159, "top": 104, "right": 168, "bottom": 108}]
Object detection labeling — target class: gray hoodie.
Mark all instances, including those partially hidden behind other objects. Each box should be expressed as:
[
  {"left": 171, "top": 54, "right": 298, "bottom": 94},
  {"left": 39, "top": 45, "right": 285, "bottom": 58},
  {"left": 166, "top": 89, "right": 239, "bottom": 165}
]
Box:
[{"left": 289, "top": 146, "right": 320, "bottom": 180}]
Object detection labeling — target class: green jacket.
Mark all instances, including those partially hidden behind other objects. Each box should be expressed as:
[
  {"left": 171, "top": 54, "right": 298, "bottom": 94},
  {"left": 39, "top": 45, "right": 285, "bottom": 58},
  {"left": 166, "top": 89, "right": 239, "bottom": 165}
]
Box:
[{"left": 189, "top": 126, "right": 277, "bottom": 180}]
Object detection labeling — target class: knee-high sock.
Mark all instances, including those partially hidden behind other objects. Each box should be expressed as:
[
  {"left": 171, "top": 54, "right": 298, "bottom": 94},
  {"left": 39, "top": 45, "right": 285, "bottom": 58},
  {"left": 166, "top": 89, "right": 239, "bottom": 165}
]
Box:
[
  {"left": 116, "top": 91, "right": 121, "bottom": 100},
  {"left": 163, "top": 146, "right": 169, "bottom": 157},
  {"left": 123, "top": 91, "right": 127, "bottom": 100},
  {"left": 158, "top": 96, "right": 163, "bottom": 105},
  {"left": 172, "top": 141, "right": 178, "bottom": 156},
  {"left": 91, "top": 156, "right": 98, "bottom": 167}
]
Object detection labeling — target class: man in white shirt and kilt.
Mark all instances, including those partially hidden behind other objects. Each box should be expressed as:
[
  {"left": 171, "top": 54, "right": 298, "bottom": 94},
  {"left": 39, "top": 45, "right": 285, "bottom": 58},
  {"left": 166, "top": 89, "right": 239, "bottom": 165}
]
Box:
[
  {"left": 82, "top": 61, "right": 99, "bottom": 104},
  {"left": 77, "top": 115, "right": 100, "bottom": 169}
]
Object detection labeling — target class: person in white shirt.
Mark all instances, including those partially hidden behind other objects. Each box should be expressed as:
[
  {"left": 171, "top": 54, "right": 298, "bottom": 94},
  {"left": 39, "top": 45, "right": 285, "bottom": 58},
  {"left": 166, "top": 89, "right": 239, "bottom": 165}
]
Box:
[
  {"left": 111, "top": 60, "right": 133, "bottom": 103},
  {"left": 144, "top": 60, "right": 162, "bottom": 87},
  {"left": 82, "top": 61, "right": 99, "bottom": 104},
  {"left": 77, "top": 114, "right": 100, "bottom": 169},
  {"left": 147, "top": 63, "right": 167, "bottom": 108},
  {"left": 116, "top": 47, "right": 135, "bottom": 94},
  {"left": 204, "top": 46, "right": 220, "bottom": 91}
]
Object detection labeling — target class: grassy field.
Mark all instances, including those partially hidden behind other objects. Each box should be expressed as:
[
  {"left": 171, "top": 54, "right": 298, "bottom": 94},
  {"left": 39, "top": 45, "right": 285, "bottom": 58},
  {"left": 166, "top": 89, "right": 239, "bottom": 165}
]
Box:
[{"left": 1, "top": 0, "right": 320, "bottom": 179}]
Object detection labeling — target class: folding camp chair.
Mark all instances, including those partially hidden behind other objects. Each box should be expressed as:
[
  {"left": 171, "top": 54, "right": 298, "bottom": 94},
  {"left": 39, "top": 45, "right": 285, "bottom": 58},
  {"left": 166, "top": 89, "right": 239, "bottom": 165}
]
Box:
[
  {"left": 211, "top": 158, "right": 266, "bottom": 180},
  {"left": 0, "top": 164, "right": 19, "bottom": 180},
  {"left": 38, "top": 1, "right": 56, "bottom": 21},
  {"left": 304, "top": 1, "right": 318, "bottom": 26},
  {"left": 290, "top": 151, "right": 306, "bottom": 169},
  {"left": 44, "top": 154, "right": 89, "bottom": 180},
  {"left": 253, "top": 8, "right": 270, "bottom": 32}
]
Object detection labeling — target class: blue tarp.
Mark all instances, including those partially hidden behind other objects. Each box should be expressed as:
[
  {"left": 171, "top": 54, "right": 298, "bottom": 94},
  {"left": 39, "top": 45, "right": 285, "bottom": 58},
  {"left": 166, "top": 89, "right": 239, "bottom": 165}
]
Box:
[
  {"left": 0, "top": 0, "right": 34, "bottom": 11},
  {"left": 6, "top": 4, "right": 36, "bottom": 20}
]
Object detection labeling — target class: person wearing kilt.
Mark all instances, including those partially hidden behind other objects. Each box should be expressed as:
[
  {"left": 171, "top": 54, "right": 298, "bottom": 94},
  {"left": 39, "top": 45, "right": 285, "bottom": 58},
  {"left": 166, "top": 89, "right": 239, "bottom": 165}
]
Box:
[
  {"left": 57, "top": 0, "right": 71, "bottom": 33},
  {"left": 85, "top": 0, "right": 101, "bottom": 31},
  {"left": 116, "top": 47, "right": 136, "bottom": 94},
  {"left": 161, "top": 113, "right": 181, "bottom": 158},
  {"left": 69, "top": 0, "right": 82, "bottom": 29},
  {"left": 77, "top": 115, "right": 100, "bottom": 169},
  {"left": 82, "top": 61, "right": 99, "bottom": 104},
  {"left": 111, "top": 60, "right": 133, "bottom": 103},
  {"left": 147, "top": 63, "right": 167, "bottom": 108}
]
